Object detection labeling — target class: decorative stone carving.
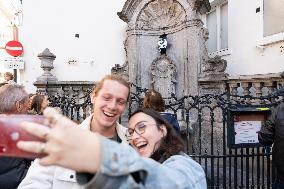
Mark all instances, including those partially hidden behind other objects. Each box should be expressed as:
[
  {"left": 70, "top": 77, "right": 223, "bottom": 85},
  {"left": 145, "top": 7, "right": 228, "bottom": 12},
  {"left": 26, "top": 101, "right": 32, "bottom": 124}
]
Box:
[
  {"left": 249, "top": 86, "right": 257, "bottom": 97},
  {"left": 136, "top": 0, "right": 186, "bottom": 30},
  {"left": 111, "top": 62, "right": 129, "bottom": 81},
  {"left": 151, "top": 55, "right": 176, "bottom": 97},
  {"left": 193, "top": 0, "right": 211, "bottom": 14},
  {"left": 202, "top": 55, "right": 227, "bottom": 74},
  {"left": 36, "top": 48, "right": 58, "bottom": 83},
  {"left": 237, "top": 86, "right": 244, "bottom": 96},
  {"left": 200, "top": 27, "right": 209, "bottom": 71},
  {"left": 261, "top": 87, "right": 269, "bottom": 96}
]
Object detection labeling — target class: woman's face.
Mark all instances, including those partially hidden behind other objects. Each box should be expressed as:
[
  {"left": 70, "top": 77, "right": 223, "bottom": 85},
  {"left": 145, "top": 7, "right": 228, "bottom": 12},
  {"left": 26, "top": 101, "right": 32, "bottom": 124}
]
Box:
[
  {"left": 128, "top": 112, "right": 166, "bottom": 157},
  {"left": 41, "top": 96, "right": 49, "bottom": 109},
  {"left": 4, "top": 74, "right": 12, "bottom": 81}
]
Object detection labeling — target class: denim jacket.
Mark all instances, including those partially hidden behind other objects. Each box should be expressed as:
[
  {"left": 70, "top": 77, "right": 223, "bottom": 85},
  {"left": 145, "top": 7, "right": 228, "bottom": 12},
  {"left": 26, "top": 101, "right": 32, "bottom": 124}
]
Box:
[{"left": 77, "top": 137, "right": 207, "bottom": 189}]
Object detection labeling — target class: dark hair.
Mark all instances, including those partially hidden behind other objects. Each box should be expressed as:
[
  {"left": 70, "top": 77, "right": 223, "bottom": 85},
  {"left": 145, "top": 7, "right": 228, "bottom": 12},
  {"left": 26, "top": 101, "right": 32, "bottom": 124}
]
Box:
[
  {"left": 129, "top": 108, "right": 184, "bottom": 163},
  {"left": 143, "top": 89, "right": 165, "bottom": 112},
  {"left": 30, "top": 94, "right": 46, "bottom": 114}
]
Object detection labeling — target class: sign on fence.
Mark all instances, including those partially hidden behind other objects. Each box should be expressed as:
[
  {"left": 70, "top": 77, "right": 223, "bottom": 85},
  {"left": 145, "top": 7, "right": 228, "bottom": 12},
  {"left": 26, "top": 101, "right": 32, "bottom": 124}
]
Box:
[{"left": 227, "top": 107, "right": 271, "bottom": 148}]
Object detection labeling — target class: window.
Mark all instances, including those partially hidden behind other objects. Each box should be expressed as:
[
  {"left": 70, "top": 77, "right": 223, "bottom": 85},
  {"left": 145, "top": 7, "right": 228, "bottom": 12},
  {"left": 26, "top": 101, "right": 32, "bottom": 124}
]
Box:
[
  {"left": 263, "top": 0, "right": 284, "bottom": 37},
  {"left": 220, "top": 3, "right": 228, "bottom": 49},
  {"left": 207, "top": 10, "right": 217, "bottom": 53},
  {"left": 206, "top": 2, "right": 228, "bottom": 54}
]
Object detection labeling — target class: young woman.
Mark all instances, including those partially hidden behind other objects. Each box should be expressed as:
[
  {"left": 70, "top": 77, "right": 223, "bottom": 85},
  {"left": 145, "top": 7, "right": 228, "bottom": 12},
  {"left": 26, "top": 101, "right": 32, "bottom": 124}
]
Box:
[
  {"left": 143, "top": 89, "right": 181, "bottom": 133},
  {"left": 17, "top": 107, "right": 206, "bottom": 189},
  {"left": 29, "top": 94, "right": 49, "bottom": 115},
  {"left": 3, "top": 72, "right": 16, "bottom": 84}
]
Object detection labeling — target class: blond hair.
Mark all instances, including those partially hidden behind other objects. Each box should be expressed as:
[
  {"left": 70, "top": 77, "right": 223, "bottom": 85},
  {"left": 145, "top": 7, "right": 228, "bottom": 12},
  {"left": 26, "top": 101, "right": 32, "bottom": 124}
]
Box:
[{"left": 92, "top": 74, "right": 130, "bottom": 100}]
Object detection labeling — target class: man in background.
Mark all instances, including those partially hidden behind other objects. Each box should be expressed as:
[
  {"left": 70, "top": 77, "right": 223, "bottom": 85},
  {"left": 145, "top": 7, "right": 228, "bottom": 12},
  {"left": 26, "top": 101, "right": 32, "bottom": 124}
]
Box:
[{"left": 0, "top": 84, "right": 31, "bottom": 189}]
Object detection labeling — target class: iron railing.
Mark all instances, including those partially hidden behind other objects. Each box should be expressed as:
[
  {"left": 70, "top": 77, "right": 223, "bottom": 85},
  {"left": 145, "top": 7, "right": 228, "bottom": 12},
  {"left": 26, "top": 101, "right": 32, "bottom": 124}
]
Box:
[{"left": 45, "top": 83, "right": 283, "bottom": 188}]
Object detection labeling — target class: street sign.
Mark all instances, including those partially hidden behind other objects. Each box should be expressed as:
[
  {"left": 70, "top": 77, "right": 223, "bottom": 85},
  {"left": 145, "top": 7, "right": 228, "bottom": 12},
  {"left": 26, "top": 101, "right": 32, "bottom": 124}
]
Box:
[
  {"left": 4, "top": 57, "right": 25, "bottom": 69},
  {"left": 5, "top": 40, "right": 23, "bottom": 57}
]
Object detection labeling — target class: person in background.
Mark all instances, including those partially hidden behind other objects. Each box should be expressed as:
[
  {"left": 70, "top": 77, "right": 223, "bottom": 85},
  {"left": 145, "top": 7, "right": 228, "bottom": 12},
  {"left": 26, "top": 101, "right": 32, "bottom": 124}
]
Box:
[
  {"left": 258, "top": 104, "right": 284, "bottom": 189},
  {"left": 3, "top": 72, "right": 16, "bottom": 84},
  {"left": 18, "top": 74, "right": 130, "bottom": 189},
  {"left": 17, "top": 107, "right": 207, "bottom": 189},
  {"left": 143, "top": 89, "right": 180, "bottom": 134},
  {"left": 0, "top": 84, "right": 31, "bottom": 189},
  {"left": 29, "top": 94, "right": 50, "bottom": 115}
]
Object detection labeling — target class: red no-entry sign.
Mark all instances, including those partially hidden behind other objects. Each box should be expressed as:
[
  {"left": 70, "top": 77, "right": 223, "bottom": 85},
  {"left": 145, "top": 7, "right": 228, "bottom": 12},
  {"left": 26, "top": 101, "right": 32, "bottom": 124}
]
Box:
[{"left": 5, "top": 40, "right": 23, "bottom": 57}]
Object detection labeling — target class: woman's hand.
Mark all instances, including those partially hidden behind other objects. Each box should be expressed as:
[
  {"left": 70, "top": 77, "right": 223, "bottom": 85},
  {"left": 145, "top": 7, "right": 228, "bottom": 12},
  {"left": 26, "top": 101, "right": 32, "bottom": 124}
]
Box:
[{"left": 17, "top": 107, "right": 101, "bottom": 173}]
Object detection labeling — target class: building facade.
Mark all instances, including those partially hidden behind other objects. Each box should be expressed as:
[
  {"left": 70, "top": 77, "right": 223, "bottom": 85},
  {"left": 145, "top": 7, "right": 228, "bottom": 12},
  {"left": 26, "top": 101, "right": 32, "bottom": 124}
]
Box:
[
  {"left": 203, "top": 0, "right": 284, "bottom": 76},
  {"left": 0, "top": 0, "right": 283, "bottom": 92}
]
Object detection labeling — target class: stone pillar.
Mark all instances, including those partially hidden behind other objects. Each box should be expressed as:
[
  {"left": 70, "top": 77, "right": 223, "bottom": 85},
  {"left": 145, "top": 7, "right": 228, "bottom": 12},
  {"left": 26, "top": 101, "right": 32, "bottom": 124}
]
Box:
[
  {"left": 34, "top": 48, "right": 58, "bottom": 93},
  {"left": 36, "top": 48, "right": 58, "bottom": 83}
]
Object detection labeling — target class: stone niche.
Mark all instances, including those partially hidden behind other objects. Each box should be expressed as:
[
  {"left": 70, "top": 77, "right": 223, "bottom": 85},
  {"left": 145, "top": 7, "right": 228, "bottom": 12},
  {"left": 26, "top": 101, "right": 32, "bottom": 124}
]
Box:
[{"left": 113, "top": 0, "right": 213, "bottom": 97}]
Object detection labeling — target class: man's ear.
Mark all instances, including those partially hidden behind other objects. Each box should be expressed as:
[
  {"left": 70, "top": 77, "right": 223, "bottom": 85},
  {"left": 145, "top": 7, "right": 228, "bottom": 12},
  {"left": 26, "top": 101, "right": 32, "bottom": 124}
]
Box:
[
  {"left": 160, "top": 124, "right": 167, "bottom": 137},
  {"left": 15, "top": 101, "right": 21, "bottom": 113},
  {"left": 91, "top": 93, "right": 96, "bottom": 104}
]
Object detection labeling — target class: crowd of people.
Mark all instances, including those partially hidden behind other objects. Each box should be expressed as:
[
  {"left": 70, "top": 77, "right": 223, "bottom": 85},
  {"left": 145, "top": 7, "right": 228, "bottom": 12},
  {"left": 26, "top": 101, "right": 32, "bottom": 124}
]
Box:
[{"left": 0, "top": 74, "right": 208, "bottom": 189}]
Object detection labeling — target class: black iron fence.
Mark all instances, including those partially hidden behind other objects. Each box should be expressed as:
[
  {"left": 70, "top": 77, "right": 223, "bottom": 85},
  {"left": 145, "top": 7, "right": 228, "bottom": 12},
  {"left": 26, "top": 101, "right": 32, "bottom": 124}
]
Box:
[{"left": 46, "top": 83, "right": 284, "bottom": 188}]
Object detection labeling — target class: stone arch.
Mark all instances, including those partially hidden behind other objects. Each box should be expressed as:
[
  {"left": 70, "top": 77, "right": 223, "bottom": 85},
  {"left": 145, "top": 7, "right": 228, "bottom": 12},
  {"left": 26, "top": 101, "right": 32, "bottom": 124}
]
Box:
[
  {"left": 135, "top": 0, "right": 187, "bottom": 31},
  {"left": 118, "top": 0, "right": 205, "bottom": 30}
]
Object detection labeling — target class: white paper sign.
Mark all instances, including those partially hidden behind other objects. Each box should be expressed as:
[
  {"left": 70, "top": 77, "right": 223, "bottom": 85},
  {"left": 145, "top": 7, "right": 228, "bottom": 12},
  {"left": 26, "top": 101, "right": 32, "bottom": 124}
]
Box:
[{"left": 234, "top": 121, "right": 261, "bottom": 144}]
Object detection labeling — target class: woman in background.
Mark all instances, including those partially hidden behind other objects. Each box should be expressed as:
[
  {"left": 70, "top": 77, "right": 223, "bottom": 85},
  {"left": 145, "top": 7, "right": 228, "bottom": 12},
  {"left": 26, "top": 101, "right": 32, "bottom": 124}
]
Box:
[
  {"left": 30, "top": 94, "right": 49, "bottom": 115},
  {"left": 143, "top": 89, "right": 181, "bottom": 134},
  {"left": 3, "top": 72, "right": 16, "bottom": 84}
]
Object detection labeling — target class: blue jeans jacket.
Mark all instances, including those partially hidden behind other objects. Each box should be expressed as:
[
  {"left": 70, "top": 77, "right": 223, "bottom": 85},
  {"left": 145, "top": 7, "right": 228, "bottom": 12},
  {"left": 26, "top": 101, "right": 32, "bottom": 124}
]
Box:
[{"left": 77, "top": 137, "right": 207, "bottom": 189}]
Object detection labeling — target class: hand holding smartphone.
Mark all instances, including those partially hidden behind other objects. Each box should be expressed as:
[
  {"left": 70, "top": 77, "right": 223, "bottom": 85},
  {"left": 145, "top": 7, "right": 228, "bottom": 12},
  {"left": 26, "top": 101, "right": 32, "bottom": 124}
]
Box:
[{"left": 0, "top": 115, "right": 46, "bottom": 159}]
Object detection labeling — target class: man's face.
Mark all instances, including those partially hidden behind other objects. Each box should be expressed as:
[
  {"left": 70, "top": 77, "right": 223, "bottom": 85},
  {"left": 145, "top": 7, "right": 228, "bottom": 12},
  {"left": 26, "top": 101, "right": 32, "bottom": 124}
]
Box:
[{"left": 92, "top": 80, "right": 129, "bottom": 129}]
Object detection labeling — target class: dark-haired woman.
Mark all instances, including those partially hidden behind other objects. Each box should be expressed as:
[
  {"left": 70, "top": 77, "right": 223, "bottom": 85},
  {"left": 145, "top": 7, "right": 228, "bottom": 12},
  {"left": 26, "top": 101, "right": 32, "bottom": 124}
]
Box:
[
  {"left": 144, "top": 89, "right": 181, "bottom": 134},
  {"left": 18, "top": 108, "right": 206, "bottom": 189},
  {"left": 30, "top": 94, "right": 49, "bottom": 115}
]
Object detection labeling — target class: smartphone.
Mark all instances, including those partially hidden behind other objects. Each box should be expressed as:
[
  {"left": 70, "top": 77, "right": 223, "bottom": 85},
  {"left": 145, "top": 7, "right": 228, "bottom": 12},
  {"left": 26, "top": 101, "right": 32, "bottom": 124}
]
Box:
[{"left": 0, "top": 114, "right": 46, "bottom": 159}]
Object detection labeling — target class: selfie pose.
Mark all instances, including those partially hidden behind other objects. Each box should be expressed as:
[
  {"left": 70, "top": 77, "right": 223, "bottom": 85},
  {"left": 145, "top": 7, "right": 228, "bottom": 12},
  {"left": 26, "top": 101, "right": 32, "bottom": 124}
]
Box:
[
  {"left": 18, "top": 75, "right": 130, "bottom": 189},
  {"left": 18, "top": 107, "right": 207, "bottom": 189}
]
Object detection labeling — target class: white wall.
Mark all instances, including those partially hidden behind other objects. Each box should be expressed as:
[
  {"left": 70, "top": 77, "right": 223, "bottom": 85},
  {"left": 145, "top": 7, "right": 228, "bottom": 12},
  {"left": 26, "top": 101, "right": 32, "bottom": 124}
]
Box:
[
  {"left": 219, "top": 0, "right": 284, "bottom": 76},
  {"left": 18, "top": 0, "right": 284, "bottom": 92},
  {"left": 0, "top": 0, "right": 20, "bottom": 82},
  {"left": 19, "top": 0, "right": 127, "bottom": 92}
]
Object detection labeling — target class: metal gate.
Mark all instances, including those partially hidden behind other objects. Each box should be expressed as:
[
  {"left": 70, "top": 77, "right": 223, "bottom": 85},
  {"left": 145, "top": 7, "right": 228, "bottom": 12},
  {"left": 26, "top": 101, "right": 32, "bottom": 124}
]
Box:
[{"left": 47, "top": 84, "right": 283, "bottom": 188}]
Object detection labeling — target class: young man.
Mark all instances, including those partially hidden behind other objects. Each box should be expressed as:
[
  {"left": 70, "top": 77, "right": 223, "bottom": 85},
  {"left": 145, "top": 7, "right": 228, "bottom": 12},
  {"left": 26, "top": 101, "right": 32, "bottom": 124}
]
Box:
[
  {"left": 0, "top": 84, "right": 31, "bottom": 189},
  {"left": 18, "top": 74, "right": 130, "bottom": 189}
]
